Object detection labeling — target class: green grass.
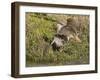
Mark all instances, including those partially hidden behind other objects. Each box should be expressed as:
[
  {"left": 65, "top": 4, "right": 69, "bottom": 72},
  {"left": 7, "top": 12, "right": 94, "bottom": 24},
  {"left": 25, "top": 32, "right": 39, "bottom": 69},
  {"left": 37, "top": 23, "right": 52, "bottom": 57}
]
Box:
[{"left": 26, "top": 13, "right": 89, "bottom": 67}]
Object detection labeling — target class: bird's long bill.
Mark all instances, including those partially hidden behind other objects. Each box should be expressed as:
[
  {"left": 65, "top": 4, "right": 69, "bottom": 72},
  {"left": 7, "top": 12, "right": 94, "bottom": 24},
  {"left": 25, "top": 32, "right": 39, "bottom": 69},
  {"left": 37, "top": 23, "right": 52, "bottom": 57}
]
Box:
[{"left": 74, "top": 35, "right": 81, "bottom": 43}]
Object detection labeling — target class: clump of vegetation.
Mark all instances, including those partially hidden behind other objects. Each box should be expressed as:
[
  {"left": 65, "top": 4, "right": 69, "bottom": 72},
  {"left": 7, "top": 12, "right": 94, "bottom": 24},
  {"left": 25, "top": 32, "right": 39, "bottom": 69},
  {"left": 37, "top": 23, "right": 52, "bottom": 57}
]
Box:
[{"left": 26, "top": 12, "right": 89, "bottom": 67}]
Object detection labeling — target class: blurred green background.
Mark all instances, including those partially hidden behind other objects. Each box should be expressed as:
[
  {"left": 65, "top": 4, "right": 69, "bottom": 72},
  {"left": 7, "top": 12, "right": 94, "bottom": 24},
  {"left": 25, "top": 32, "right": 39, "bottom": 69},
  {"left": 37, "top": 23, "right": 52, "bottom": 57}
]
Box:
[{"left": 26, "top": 12, "right": 89, "bottom": 67}]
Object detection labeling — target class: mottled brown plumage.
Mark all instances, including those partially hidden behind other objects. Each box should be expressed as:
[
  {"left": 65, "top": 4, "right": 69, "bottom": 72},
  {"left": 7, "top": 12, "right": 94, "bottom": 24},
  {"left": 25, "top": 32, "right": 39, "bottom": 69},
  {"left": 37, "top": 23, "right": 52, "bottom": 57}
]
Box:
[{"left": 51, "top": 18, "right": 81, "bottom": 51}]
